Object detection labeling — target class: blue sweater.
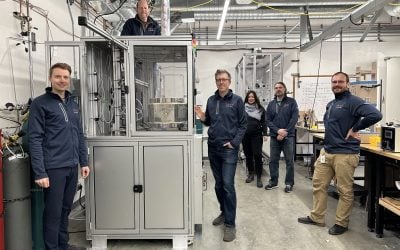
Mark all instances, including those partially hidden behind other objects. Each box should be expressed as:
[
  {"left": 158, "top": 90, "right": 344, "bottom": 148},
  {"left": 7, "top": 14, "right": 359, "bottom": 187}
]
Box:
[
  {"left": 266, "top": 96, "right": 299, "bottom": 138},
  {"left": 29, "top": 88, "right": 88, "bottom": 180},
  {"left": 121, "top": 15, "right": 161, "bottom": 36},
  {"left": 203, "top": 90, "right": 247, "bottom": 149},
  {"left": 324, "top": 91, "right": 382, "bottom": 154}
]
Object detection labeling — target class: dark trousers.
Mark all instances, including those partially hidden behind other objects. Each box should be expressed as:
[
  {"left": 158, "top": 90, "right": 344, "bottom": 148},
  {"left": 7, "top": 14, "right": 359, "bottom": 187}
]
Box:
[
  {"left": 269, "top": 137, "right": 295, "bottom": 186},
  {"left": 43, "top": 166, "right": 78, "bottom": 250},
  {"left": 208, "top": 146, "right": 239, "bottom": 227},
  {"left": 242, "top": 133, "right": 263, "bottom": 177}
]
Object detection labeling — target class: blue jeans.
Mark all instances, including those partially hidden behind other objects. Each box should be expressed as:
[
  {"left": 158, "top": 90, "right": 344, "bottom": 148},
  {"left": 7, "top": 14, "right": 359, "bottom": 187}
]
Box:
[
  {"left": 208, "top": 146, "right": 238, "bottom": 227},
  {"left": 269, "top": 137, "right": 295, "bottom": 186}
]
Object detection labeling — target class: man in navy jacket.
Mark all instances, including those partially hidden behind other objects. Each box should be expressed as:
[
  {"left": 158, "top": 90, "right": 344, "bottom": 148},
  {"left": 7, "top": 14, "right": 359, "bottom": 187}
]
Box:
[
  {"left": 195, "top": 69, "right": 247, "bottom": 242},
  {"left": 121, "top": 0, "right": 161, "bottom": 36},
  {"left": 265, "top": 82, "right": 299, "bottom": 193},
  {"left": 29, "top": 63, "right": 90, "bottom": 250},
  {"left": 298, "top": 72, "right": 382, "bottom": 235}
]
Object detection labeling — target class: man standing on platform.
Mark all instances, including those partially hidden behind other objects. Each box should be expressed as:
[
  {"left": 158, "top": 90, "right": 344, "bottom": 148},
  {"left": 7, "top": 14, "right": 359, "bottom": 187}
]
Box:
[{"left": 121, "top": 0, "right": 161, "bottom": 36}]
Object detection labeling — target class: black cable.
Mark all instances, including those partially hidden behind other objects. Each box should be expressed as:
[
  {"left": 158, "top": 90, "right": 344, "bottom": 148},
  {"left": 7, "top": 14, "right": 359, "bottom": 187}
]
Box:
[
  {"left": 310, "top": 39, "right": 323, "bottom": 122},
  {"left": 0, "top": 116, "right": 21, "bottom": 125},
  {"left": 304, "top": 39, "right": 324, "bottom": 177},
  {"left": 349, "top": 15, "right": 364, "bottom": 26},
  {"left": 93, "top": 0, "right": 128, "bottom": 24}
]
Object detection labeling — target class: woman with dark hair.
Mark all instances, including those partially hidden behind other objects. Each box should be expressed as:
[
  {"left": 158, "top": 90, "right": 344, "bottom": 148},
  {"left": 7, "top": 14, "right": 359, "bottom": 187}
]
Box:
[{"left": 242, "top": 90, "right": 268, "bottom": 188}]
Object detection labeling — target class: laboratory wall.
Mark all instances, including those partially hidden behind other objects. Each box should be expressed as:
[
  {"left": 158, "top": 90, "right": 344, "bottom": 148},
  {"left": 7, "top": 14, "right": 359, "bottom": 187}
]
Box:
[{"left": 1, "top": 1, "right": 400, "bottom": 153}]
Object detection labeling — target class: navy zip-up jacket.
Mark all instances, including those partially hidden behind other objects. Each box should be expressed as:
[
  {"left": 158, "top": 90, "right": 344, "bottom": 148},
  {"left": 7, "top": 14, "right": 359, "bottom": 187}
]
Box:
[
  {"left": 121, "top": 15, "right": 161, "bottom": 36},
  {"left": 324, "top": 91, "right": 382, "bottom": 154},
  {"left": 203, "top": 90, "right": 247, "bottom": 149},
  {"left": 266, "top": 96, "right": 299, "bottom": 138},
  {"left": 29, "top": 87, "right": 88, "bottom": 180}
]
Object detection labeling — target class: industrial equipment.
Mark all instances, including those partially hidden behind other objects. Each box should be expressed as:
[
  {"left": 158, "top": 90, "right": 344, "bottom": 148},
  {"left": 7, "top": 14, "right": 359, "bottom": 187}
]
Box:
[
  {"left": 45, "top": 36, "right": 202, "bottom": 249},
  {"left": 235, "top": 50, "right": 284, "bottom": 107},
  {"left": 381, "top": 125, "right": 400, "bottom": 152},
  {"left": 2, "top": 144, "right": 31, "bottom": 250}
]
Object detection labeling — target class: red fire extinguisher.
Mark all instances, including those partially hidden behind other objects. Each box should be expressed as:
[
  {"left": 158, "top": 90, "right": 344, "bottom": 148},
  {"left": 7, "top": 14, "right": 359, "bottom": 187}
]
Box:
[{"left": 0, "top": 129, "right": 5, "bottom": 250}]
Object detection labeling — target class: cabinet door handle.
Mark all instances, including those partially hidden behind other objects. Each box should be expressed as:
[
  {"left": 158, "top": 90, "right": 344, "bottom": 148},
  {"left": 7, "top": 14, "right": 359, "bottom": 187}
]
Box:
[{"left": 133, "top": 185, "right": 143, "bottom": 193}]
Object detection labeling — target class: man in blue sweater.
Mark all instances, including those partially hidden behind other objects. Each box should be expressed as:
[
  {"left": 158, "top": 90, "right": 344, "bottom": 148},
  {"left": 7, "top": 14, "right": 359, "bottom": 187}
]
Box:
[
  {"left": 121, "top": 0, "right": 161, "bottom": 36},
  {"left": 265, "top": 82, "right": 299, "bottom": 193},
  {"left": 29, "top": 63, "right": 90, "bottom": 249},
  {"left": 195, "top": 69, "right": 247, "bottom": 242},
  {"left": 298, "top": 72, "right": 382, "bottom": 235}
]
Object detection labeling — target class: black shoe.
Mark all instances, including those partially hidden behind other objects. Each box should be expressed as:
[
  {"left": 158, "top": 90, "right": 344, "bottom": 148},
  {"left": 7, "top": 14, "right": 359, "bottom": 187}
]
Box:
[
  {"left": 297, "top": 216, "right": 325, "bottom": 227},
  {"left": 265, "top": 183, "right": 278, "bottom": 190},
  {"left": 284, "top": 185, "right": 293, "bottom": 193},
  {"left": 257, "top": 177, "right": 263, "bottom": 188},
  {"left": 245, "top": 174, "right": 254, "bottom": 183},
  {"left": 223, "top": 225, "right": 236, "bottom": 242},
  {"left": 328, "top": 224, "right": 348, "bottom": 235},
  {"left": 212, "top": 213, "right": 225, "bottom": 226}
]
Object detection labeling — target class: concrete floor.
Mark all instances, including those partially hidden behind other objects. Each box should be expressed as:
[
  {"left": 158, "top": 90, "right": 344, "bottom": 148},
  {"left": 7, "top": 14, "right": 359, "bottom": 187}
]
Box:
[{"left": 69, "top": 160, "right": 400, "bottom": 249}]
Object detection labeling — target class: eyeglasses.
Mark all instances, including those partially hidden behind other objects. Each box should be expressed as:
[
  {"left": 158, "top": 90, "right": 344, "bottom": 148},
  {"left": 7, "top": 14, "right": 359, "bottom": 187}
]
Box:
[
  {"left": 331, "top": 80, "right": 346, "bottom": 84},
  {"left": 216, "top": 78, "right": 230, "bottom": 83}
]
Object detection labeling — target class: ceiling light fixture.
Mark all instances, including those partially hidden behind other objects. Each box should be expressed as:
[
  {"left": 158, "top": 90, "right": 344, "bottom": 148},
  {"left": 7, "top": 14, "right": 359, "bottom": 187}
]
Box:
[{"left": 216, "top": 0, "right": 230, "bottom": 40}]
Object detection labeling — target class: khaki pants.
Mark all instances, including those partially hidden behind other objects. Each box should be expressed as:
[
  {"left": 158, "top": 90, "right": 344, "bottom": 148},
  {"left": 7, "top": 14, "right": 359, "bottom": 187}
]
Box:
[{"left": 310, "top": 149, "right": 360, "bottom": 227}]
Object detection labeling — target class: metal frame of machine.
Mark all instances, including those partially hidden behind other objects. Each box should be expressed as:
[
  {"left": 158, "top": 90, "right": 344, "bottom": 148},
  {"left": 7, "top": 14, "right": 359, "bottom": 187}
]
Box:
[{"left": 45, "top": 36, "right": 202, "bottom": 249}]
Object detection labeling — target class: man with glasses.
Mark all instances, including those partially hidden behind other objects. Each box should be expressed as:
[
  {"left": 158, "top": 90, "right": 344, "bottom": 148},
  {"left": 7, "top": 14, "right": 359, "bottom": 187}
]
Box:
[
  {"left": 195, "top": 69, "right": 247, "bottom": 242},
  {"left": 298, "top": 72, "right": 382, "bottom": 235}
]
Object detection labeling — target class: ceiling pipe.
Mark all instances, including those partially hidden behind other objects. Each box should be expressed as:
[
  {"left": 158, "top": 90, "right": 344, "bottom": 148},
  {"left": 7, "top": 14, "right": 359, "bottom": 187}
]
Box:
[
  {"left": 195, "top": 13, "right": 346, "bottom": 20},
  {"left": 161, "top": 0, "right": 171, "bottom": 35},
  {"left": 169, "top": 1, "right": 366, "bottom": 12}
]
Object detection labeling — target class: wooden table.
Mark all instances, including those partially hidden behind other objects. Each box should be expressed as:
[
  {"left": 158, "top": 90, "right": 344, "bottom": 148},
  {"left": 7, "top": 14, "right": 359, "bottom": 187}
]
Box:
[{"left": 362, "top": 144, "right": 400, "bottom": 237}]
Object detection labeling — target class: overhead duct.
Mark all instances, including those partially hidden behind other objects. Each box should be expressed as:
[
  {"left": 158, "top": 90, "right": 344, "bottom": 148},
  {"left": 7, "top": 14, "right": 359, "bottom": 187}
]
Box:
[
  {"left": 384, "top": 2, "right": 400, "bottom": 17},
  {"left": 102, "top": 13, "right": 122, "bottom": 23},
  {"left": 300, "top": 0, "right": 393, "bottom": 51}
]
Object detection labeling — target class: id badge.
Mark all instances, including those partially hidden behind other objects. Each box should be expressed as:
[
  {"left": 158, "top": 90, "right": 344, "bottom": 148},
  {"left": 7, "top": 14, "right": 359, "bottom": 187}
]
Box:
[{"left": 320, "top": 155, "right": 326, "bottom": 164}]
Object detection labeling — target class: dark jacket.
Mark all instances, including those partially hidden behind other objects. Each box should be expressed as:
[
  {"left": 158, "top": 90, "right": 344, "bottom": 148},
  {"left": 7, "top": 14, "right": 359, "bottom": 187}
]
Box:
[
  {"left": 29, "top": 88, "right": 88, "bottom": 180},
  {"left": 245, "top": 106, "right": 268, "bottom": 136},
  {"left": 266, "top": 96, "right": 299, "bottom": 138},
  {"left": 203, "top": 90, "right": 247, "bottom": 149},
  {"left": 324, "top": 91, "right": 382, "bottom": 154},
  {"left": 121, "top": 15, "right": 161, "bottom": 36}
]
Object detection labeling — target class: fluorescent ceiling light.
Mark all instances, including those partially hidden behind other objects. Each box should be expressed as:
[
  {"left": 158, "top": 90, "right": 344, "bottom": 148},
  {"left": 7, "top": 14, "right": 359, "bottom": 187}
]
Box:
[{"left": 217, "top": 0, "right": 230, "bottom": 40}]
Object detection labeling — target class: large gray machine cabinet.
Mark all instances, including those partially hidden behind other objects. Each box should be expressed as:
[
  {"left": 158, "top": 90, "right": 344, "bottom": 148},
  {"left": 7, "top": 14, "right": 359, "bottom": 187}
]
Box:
[{"left": 86, "top": 136, "right": 199, "bottom": 249}]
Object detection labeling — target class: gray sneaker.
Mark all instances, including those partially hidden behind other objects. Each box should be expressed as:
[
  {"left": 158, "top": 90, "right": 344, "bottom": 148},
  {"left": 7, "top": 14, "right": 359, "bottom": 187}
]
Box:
[
  {"left": 212, "top": 213, "right": 224, "bottom": 226},
  {"left": 223, "top": 226, "right": 236, "bottom": 242}
]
